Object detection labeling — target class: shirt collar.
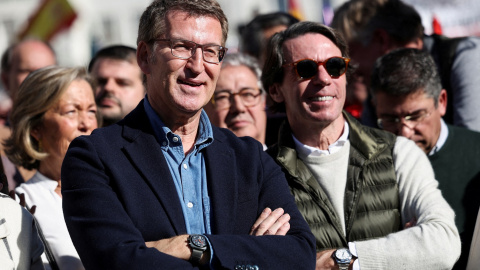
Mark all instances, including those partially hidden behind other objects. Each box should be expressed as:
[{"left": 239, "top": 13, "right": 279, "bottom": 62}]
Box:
[
  {"left": 143, "top": 95, "right": 214, "bottom": 151},
  {"left": 196, "top": 110, "right": 214, "bottom": 151},
  {"left": 293, "top": 120, "right": 349, "bottom": 157},
  {"left": 428, "top": 118, "right": 449, "bottom": 156}
]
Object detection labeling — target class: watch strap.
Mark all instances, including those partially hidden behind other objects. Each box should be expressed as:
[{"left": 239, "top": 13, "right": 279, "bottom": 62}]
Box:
[
  {"left": 188, "top": 235, "right": 207, "bottom": 265},
  {"left": 190, "top": 247, "right": 204, "bottom": 264}
]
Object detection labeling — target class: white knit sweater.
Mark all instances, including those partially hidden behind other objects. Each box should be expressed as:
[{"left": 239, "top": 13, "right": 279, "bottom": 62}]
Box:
[{"left": 299, "top": 136, "right": 460, "bottom": 269}]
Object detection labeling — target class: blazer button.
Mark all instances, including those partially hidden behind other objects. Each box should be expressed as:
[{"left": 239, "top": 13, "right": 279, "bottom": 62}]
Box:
[{"left": 234, "top": 265, "right": 244, "bottom": 270}]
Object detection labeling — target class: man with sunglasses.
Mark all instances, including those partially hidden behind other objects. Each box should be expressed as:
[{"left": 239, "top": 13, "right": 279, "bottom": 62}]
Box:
[
  {"left": 60, "top": 0, "right": 316, "bottom": 269},
  {"left": 262, "top": 21, "right": 460, "bottom": 269},
  {"left": 371, "top": 48, "right": 480, "bottom": 269}
]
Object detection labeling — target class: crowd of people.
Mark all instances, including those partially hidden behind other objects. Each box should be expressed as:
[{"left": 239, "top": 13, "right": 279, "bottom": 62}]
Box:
[{"left": 0, "top": 0, "right": 479, "bottom": 269}]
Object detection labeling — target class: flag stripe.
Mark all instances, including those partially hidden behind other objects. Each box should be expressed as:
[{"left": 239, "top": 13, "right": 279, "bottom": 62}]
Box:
[
  {"left": 288, "top": 0, "right": 304, "bottom": 21},
  {"left": 18, "top": 0, "right": 77, "bottom": 41}
]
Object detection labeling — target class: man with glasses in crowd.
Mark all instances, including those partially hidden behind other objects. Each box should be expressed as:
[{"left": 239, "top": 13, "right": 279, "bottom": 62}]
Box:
[
  {"left": 61, "top": 0, "right": 316, "bottom": 269},
  {"left": 262, "top": 21, "right": 460, "bottom": 269},
  {"left": 204, "top": 53, "right": 268, "bottom": 149},
  {"left": 371, "top": 48, "right": 480, "bottom": 269}
]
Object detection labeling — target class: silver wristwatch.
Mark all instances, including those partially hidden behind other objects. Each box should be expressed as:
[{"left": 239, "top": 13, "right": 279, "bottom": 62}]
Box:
[{"left": 333, "top": 248, "right": 353, "bottom": 270}]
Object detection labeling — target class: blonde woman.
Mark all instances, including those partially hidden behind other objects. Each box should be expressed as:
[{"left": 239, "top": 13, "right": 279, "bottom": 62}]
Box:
[{"left": 4, "top": 66, "right": 99, "bottom": 270}]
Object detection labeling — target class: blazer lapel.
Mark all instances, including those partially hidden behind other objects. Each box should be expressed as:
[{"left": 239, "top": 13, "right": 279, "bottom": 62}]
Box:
[
  {"left": 204, "top": 128, "right": 237, "bottom": 234},
  {"left": 121, "top": 103, "right": 187, "bottom": 235}
]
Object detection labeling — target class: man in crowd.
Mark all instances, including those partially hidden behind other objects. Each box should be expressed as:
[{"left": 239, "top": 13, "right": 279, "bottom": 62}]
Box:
[
  {"left": 239, "top": 11, "right": 299, "bottom": 67},
  {"left": 239, "top": 12, "right": 299, "bottom": 147},
  {"left": 88, "top": 45, "right": 145, "bottom": 126},
  {"left": 61, "top": 1, "right": 316, "bottom": 269},
  {"left": 1, "top": 39, "right": 56, "bottom": 103},
  {"left": 262, "top": 21, "right": 460, "bottom": 269},
  {"left": 331, "top": 0, "right": 480, "bottom": 131},
  {"left": 204, "top": 53, "right": 267, "bottom": 148},
  {"left": 0, "top": 39, "right": 56, "bottom": 190},
  {"left": 371, "top": 48, "right": 480, "bottom": 269}
]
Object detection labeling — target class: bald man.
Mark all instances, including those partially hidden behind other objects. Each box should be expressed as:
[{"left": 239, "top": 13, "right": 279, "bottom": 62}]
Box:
[
  {"left": 1, "top": 39, "right": 57, "bottom": 102},
  {"left": 0, "top": 39, "right": 57, "bottom": 190}
]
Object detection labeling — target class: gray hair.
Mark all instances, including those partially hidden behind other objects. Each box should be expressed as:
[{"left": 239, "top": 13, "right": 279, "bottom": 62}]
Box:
[
  {"left": 137, "top": 0, "right": 228, "bottom": 46},
  {"left": 221, "top": 53, "right": 263, "bottom": 92},
  {"left": 370, "top": 48, "right": 442, "bottom": 106}
]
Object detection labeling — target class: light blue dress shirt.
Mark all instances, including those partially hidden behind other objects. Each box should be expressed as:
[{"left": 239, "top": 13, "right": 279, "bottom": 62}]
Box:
[{"left": 143, "top": 96, "right": 213, "bottom": 235}]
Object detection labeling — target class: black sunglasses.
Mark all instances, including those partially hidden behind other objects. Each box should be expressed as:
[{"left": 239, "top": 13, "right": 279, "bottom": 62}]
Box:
[{"left": 283, "top": 57, "right": 350, "bottom": 80}]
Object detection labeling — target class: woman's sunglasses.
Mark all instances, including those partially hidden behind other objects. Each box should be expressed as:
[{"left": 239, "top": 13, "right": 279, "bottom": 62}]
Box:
[{"left": 283, "top": 57, "right": 350, "bottom": 80}]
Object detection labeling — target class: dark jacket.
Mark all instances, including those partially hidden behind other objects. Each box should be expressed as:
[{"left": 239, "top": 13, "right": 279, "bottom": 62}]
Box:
[{"left": 61, "top": 100, "right": 316, "bottom": 270}]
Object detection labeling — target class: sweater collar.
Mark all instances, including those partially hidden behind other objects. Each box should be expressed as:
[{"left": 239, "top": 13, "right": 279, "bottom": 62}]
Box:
[{"left": 292, "top": 120, "right": 349, "bottom": 157}]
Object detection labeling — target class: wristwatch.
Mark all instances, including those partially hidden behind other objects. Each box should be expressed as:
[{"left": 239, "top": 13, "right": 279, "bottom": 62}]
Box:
[
  {"left": 333, "top": 248, "right": 353, "bottom": 270},
  {"left": 187, "top": 234, "right": 208, "bottom": 264}
]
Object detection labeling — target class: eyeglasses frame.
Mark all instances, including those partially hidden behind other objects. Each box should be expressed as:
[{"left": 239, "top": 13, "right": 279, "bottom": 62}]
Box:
[
  {"left": 151, "top": 38, "right": 228, "bottom": 64},
  {"left": 210, "top": 88, "right": 263, "bottom": 110},
  {"left": 377, "top": 109, "right": 433, "bottom": 130}
]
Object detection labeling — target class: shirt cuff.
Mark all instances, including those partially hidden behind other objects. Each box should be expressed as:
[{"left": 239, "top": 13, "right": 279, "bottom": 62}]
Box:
[
  {"left": 204, "top": 235, "right": 215, "bottom": 268},
  {"left": 348, "top": 242, "right": 360, "bottom": 270}
]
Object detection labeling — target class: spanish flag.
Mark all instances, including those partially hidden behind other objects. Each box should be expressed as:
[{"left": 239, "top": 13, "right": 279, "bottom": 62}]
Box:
[
  {"left": 288, "top": 0, "right": 304, "bottom": 21},
  {"left": 18, "top": 0, "right": 77, "bottom": 41}
]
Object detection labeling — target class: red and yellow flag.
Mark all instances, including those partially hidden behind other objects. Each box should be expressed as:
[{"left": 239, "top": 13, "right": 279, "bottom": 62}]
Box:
[
  {"left": 288, "top": 0, "right": 305, "bottom": 21},
  {"left": 18, "top": 0, "right": 77, "bottom": 41}
]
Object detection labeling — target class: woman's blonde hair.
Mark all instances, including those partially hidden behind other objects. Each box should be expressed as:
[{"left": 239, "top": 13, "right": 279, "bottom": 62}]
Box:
[{"left": 4, "top": 66, "right": 96, "bottom": 170}]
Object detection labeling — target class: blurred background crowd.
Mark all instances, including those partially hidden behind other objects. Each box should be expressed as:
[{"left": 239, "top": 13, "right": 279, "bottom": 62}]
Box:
[
  {"left": 0, "top": 0, "right": 479, "bottom": 110},
  {"left": 1, "top": 0, "right": 480, "bottom": 67},
  {"left": 1, "top": 0, "right": 480, "bottom": 269}
]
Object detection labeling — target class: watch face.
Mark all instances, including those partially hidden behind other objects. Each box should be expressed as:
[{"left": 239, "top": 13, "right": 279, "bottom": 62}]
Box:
[
  {"left": 190, "top": 235, "right": 207, "bottom": 248},
  {"left": 335, "top": 248, "right": 352, "bottom": 261}
]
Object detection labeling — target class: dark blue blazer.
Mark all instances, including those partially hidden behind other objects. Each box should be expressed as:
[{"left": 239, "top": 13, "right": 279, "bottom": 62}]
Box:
[{"left": 61, "top": 101, "right": 316, "bottom": 270}]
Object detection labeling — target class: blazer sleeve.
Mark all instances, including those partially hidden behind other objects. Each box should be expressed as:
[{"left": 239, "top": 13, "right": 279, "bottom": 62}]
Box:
[
  {"left": 61, "top": 136, "right": 198, "bottom": 270},
  {"left": 206, "top": 139, "right": 316, "bottom": 269}
]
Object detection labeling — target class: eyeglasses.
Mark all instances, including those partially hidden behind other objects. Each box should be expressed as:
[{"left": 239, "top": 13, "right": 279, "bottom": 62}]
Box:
[
  {"left": 211, "top": 88, "right": 263, "bottom": 110},
  {"left": 283, "top": 57, "right": 350, "bottom": 80},
  {"left": 377, "top": 110, "right": 432, "bottom": 130},
  {"left": 152, "top": 38, "right": 228, "bottom": 63}
]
